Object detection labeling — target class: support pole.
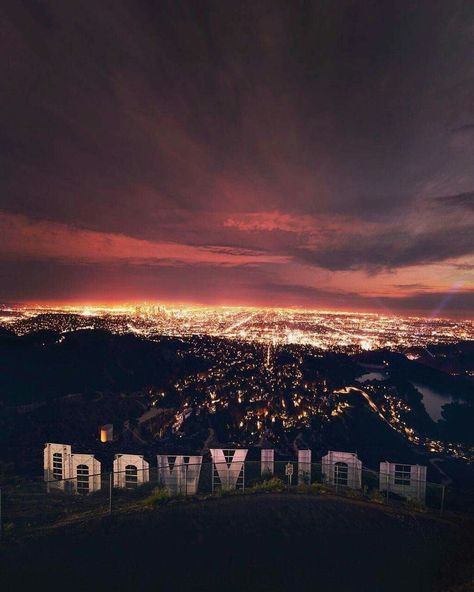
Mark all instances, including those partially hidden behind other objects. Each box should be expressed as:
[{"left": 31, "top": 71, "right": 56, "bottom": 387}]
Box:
[
  {"left": 440, "top": 485, "right": 445, "bottom": 515},
  {"left": 285, "top": 463, "right": 293, "bottom": 491},
  {"left": 109, "top": 472, "right": 113, "bottom": 515}
]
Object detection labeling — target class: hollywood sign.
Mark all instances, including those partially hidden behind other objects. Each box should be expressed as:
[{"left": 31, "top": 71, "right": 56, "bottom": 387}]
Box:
[{"left": 44, "top": 443, "right": 427, "bottom": 502}]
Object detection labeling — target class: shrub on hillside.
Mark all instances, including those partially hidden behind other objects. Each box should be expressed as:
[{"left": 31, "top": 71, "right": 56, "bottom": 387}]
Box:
[
  {"left": 144, "top": 487, "right": 171, "bottom": 507},
  {"left": 214, "top": 486, "right": 241, "bottom": 498},
  {"left": 252, "top": 478, "right": 285, "bottom": 492},
  {"left": 310, "top": 482, "right": 330, "bottom": 494},
  {"left": 406, "top": 497, "right": 426, "bottom": 512},
  {"left": 345, "top": 487, "right": 364, "bottom": 500},
  {"left": 367, "top": 489, "right": 385, "bottom": 504}
]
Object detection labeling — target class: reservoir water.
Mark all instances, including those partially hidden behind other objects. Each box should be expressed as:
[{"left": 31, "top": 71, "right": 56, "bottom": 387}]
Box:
[
  {"left": 355, "top": 369, "right": 453, "bottom": 422},
  {"left": 411, "top": 383, "right": 453, "bottom": 422},
  {"left": 356, "top": 371, "right": 386, "bottom": 383}
]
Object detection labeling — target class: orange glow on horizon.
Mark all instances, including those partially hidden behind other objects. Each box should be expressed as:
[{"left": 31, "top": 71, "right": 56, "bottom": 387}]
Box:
[{"left": 5, "top": 299, "right": 469, "bottom": 322}]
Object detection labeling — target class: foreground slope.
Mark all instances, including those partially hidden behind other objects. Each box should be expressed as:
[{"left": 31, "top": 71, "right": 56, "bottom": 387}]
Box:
[{"left": 1, "top": 494, "right": 473, "bottom": 592}]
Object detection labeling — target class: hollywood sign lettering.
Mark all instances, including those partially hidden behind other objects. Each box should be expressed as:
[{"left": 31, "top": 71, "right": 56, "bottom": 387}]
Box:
[
  {"left": 44, "top": 443, "right": 428, "bottom": 502},
  {"left": 157, "top": 455, "right": 203, "bottom": 495}
]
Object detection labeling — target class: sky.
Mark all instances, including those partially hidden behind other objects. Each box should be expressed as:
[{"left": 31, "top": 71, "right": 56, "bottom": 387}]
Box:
[{"left": 1, "top": 1, "right": 474, "bottom": 317}]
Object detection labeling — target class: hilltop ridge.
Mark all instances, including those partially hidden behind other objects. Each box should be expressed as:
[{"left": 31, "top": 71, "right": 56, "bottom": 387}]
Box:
[{"left": 1, "top": 493, "right": 472, "bottom": 592}]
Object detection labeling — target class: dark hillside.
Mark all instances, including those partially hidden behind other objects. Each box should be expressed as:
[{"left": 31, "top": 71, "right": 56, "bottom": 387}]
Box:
[
  {"left": 1, "top": 494, "right": 472, "bottom": 592},
  {"left": 0, "top": 330, "right": 209, "bottom": 405}
]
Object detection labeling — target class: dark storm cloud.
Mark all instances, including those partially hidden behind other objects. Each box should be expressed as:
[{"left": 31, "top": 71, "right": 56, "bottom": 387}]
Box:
[
  {"left": 292, "top": 219, "right": 474, "bottom": 272},
  {"left": 450, "top": 124, "right": 474, "bottom": 149},
  {"left": 436, "top": 191, "right": 474, "bottom": 212},
  {"left": 392, "top": 284, "right": 428, "bottom": 290},
  {"left": 1, "top": 0, "right": 474, "bottom": 313},
  {"left": 454, "top": 263, "right": 474, "bottom": 271}
]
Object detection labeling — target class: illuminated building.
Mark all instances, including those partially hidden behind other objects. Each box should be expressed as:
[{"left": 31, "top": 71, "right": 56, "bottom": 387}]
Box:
[{"left": 100, "top": 424, "right": 114, "bottom": 443}]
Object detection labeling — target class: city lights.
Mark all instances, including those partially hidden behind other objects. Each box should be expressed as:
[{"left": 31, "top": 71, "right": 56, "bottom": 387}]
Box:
[{"left": 2, "top": 303, "right": 472, "bottom": 350}]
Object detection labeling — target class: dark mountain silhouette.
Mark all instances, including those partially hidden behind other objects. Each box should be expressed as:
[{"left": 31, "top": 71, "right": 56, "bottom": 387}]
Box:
[{"left": 0, "top": 330, "right": 209, "bottom": 405}]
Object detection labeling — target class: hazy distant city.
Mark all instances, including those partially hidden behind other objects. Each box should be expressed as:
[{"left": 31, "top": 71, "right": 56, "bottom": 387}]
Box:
[{"left": 2, "top": 304, "right": 473, "bottom": 352}]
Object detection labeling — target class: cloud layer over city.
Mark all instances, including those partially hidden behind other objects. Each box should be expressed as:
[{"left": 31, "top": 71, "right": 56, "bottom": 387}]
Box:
[{"left": 1, "top": 1, "right": 474, "bottom": 316}]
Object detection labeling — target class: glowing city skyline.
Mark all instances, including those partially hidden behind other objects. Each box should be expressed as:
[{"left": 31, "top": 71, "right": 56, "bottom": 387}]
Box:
[{"left": 3, "top": 303, "right": 473, "bottom": 351}]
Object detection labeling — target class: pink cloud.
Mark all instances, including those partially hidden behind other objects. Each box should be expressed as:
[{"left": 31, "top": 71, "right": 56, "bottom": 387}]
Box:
[
  {"left": 223, "top": 210, "right": 377, "bottom": 241},
  {"left": 224, "top": 211, "right": 315, "bottom": 232},
  {"left": 0, "top": 212, "right": 288, "bottom": 267}
]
